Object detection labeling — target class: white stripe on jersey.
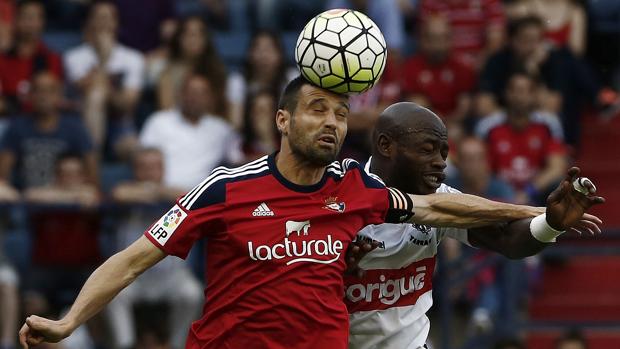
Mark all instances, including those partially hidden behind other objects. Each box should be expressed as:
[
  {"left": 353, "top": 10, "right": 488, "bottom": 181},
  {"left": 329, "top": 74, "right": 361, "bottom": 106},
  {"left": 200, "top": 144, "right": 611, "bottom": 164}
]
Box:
[
  {"left": 179, "top": 156, "right": 267, "bottom": 207},
  {"left": 185, "top": 165, "right": 269, "bottom": 209}
]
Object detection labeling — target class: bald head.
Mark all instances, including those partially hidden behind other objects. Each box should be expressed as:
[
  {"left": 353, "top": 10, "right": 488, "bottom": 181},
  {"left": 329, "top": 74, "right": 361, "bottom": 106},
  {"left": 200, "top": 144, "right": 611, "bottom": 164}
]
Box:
[
  {"left": 372, "top": 102, "right": 446, "bottom": 153},
  {"left": 371, "top": 102, "right": 449, "bottom": 195}
]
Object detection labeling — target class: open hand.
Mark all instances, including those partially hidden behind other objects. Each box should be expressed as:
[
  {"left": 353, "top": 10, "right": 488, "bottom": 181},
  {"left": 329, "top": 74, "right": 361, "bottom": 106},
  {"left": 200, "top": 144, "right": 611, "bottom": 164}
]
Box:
[
  {"left": 545, "top": 167, "right": 605, "bottom": 231},
  {"left": 345, "top": 238, "right": 381, "bottom": 278}
]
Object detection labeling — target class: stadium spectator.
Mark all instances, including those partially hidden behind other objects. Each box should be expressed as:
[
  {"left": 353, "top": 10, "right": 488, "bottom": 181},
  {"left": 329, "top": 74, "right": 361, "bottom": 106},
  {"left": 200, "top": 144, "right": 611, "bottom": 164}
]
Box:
[
  {"left": 157, "top": 16, "right": 227, "bottom": 117},
  {"left": 0, "top": 258, "right": 18, "bottom": 349},
  {"left": 140, "top": 74, "right": 243, "bottom": 190},
  {"left": 64, "top": 0, "right": 144, "bottom": 159},
  {"left": 0, "top": 72, "right": 97, "bottom": 191},
  {"left": 0, "top": 0, "right": 63, "bottom": 116},
  {"left": 326, "top": 0, "right": 405, "bottom": 53},
  {"left": 401, "top": 15, "right": 476, "bottom": 139},
  {"left": 115, "top": 0, "right": 176, "bottom": 53},
  {"left": 227, "top": 30, "right": 296, "bottom": 129},
  {"left": 22, "top": 153, "right": 101, "bottom": 317},
  {"left": 446, "top": 136, "right": 516, "bottom": 333},
  {"left": 506, "top": 0, "right": 586, "bottom": 56},
  {"left": 555, "top": 328, "right": 588, "bottom": 349},
  {"left": 448, "top": 137, "right": 515, "bottom": 201},
  {"left": 144, "top": 19, "right": 178, "bottom": 89},
  {"left": 107, "top": 147, "right": 201, "bottom": 349},
  {"left": 418, "top": 0, "right": 506, "bottom": 69},
  {"left": 476, "top": 15, "right": 603, "bottom": 146},
  {"left": 242, "top": 90, "right": 280, "bottom": 159},
  {"left": 0, "top": 0, "right": 14, "bottom": 52},
  {"left": 476, "top": 72, "right": 568, "bottom": 205}
]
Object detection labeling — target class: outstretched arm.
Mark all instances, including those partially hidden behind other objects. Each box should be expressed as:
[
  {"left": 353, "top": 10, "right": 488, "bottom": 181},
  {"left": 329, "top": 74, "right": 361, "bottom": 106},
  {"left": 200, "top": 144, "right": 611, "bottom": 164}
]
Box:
[
  {"left": 19, "top": 236, "right": 165, "bottom": 348},
  {"left": 407, "top": 192, "right": 544, "bottom": 228},
  {"left": 467, "top": 167, "right": 604, "bottom": 259}
]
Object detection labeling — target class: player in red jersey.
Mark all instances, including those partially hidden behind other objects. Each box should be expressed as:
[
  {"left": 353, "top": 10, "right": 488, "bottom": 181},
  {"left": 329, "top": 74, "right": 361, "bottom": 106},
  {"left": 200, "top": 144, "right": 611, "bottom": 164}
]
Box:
[{"left": 20, "top": 77, "right": 561, "bottom": 349}]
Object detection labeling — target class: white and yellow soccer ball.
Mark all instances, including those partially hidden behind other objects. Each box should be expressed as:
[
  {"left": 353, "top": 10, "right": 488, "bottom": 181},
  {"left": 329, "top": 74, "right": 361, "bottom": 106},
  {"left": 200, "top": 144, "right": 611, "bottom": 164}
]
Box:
[{"left": 295, "top": 9, "right": 387, "bottom": 94}]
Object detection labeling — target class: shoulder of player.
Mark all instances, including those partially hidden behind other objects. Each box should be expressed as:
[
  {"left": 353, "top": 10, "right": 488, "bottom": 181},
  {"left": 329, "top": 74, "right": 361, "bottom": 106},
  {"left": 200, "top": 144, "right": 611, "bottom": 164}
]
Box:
[
  {"left": 177, "top": 155, "right": 270, "bottom": 210},
  {"left": 338, "top": 158, "right": 386, "bottom": 188}
]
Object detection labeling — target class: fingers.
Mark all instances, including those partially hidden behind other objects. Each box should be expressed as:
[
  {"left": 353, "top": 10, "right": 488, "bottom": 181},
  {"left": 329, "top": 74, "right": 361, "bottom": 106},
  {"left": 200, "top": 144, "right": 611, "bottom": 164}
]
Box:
[
  {"left": 576, "top": 219, "right": 601, "bottom": 234},
  {"left": 19, "top": 323, "right": 29, "bottom": 349},
  {"left": 581, "top": 213, "right": 603, "bottom": 225},
  {"left": 566, "top": 167, "right": 580, "bottom": 182}
]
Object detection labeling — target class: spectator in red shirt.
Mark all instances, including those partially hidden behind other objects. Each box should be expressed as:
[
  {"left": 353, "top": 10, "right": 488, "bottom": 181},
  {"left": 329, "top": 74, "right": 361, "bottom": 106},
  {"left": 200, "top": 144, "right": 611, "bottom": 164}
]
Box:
[
  {"left": 418, "top": 0, "right": 506, "bottom": 69},
  {"left": 475, "top": 72, "right": 568, "bottom": 205},
  {"left": 0, "top": 0, "right": 62, "bottom": 116},
  {"left": 402, "top": 15, "right": 476, "bottom": 140}
]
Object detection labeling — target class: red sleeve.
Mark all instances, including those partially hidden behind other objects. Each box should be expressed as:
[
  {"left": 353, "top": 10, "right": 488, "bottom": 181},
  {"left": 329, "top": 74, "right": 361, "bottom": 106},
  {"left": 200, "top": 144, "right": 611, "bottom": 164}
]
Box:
[{"left": 144, "top": 200, "right": 225, "bottom": 259}]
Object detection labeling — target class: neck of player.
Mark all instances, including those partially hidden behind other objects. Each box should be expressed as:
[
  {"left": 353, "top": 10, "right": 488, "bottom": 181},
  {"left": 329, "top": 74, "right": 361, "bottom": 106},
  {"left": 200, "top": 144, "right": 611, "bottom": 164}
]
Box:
[{"left": 275, "top": 145, "right": 326, "bottom": 186}]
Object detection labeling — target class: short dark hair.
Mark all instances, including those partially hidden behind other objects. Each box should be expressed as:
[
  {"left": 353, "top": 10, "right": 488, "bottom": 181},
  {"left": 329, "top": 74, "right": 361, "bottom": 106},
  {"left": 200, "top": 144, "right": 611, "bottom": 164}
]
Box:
[
  {"left": 277, "top": 75, "right": 311, "bottom": 113},
  {"left": 508, "top": 15, "right": 544, "bottom": 39},
  {"left": 556, "top": 329, "right": 588, "bottom": 349}
]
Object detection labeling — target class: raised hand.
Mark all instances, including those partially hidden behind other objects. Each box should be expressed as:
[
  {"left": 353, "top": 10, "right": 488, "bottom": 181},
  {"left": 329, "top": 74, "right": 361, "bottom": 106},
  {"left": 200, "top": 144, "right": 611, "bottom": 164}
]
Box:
[{"left": 545, "top": 167, "right": 605, "bottom": 231}]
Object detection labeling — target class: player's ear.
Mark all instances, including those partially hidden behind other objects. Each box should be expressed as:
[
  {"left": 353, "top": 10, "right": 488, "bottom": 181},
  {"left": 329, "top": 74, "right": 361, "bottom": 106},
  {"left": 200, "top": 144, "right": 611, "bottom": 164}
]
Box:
[
  {"left": 376, "top": 133, "right": 395, "bottom": 158},
  {"left": 276, "top": 109, "right": 290, "bottom": 136}
]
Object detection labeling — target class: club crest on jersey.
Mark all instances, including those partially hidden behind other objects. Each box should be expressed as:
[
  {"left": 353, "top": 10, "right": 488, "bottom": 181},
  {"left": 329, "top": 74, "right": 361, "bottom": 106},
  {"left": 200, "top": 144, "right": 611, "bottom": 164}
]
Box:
[
  {"left": 323, "top": 196, "right": 346, "bottom": 213},
  {"left": 149, "top": 204, "right": 188, "bottom": 246},
  {"left": 408, "top": 224, "right": 433, "bottom": 246}
]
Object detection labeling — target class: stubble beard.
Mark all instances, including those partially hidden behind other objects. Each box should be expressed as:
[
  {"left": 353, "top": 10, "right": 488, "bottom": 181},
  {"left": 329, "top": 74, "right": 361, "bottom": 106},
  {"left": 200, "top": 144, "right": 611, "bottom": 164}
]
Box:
[{"left": 289, "top": 121, "right": 339, "bottom": 167}]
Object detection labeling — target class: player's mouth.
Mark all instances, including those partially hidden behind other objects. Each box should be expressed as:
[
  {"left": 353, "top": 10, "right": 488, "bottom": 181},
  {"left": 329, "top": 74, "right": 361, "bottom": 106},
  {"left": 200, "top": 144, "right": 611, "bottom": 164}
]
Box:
[
  {"left": 317, "top": 134, "right": 337, "bottom": 147},
  {"left": 423, "top": 173, "right": 445, "bottom": 189}
]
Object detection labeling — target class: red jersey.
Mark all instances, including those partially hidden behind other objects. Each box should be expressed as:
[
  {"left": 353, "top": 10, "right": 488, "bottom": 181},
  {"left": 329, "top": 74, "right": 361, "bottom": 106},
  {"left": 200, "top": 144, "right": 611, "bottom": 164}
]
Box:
[
  {"left": 419, "top": 0, "right": 505, "bottom": 65},
  {"left": 144, "top": 154, "right": 413, "bottom": 349},
  {"left": 401, "top": 54, "right": 475, "bottom": 118},
  {"left": 476, "top": 112, "right": 567, "bottom": 189},
  {"left": 0, "top": 42, "right": 63, "bottom": 109}
]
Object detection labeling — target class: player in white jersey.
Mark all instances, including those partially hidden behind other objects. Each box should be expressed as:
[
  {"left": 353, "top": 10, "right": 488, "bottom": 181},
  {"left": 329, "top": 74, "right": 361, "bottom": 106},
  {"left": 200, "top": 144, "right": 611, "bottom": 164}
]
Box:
[{"left": 344, "top": 102, "right": 604, "bottom": 349}]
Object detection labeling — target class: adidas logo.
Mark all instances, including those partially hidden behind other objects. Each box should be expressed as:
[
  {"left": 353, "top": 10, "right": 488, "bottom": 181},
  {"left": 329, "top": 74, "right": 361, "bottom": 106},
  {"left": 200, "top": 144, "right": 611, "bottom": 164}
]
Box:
[{"left": 252, "top": 202, "right": 274, "bottom": 217}]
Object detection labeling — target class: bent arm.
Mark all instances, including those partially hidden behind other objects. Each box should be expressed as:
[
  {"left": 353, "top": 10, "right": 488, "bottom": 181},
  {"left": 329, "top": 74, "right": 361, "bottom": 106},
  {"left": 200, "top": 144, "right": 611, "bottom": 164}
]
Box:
[
  {"left": 60, "top": 236, "right": 165, "bottom": 333},
  {"left": 409, "top": 193, "right": 543, "bottom": 228}
]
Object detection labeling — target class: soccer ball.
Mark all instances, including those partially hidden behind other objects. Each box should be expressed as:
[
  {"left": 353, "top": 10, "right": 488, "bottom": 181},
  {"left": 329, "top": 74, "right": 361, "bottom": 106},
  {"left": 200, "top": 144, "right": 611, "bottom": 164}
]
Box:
[{"left": 295, "top": 9, "right": 387, "bottom": 94}]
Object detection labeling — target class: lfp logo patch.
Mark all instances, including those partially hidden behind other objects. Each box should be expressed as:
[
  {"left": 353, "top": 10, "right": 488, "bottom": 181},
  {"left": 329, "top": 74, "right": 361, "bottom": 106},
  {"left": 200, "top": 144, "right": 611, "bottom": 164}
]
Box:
[
  {"left": 149, "top": 204, "right": 188, "bottom": 246},
  {"left": 163, "top": 208, "right": 183, "bottom": 229}
]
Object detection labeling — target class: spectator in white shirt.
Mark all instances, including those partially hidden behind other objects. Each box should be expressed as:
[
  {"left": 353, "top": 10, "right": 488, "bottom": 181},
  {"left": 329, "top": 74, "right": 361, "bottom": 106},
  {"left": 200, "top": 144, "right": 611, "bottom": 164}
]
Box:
[
  {"left": 140, "top": 73, "right": 244, "bottom": 190},
  {"left": 63, "top": 0, "right": 144, "bottom": 160}
]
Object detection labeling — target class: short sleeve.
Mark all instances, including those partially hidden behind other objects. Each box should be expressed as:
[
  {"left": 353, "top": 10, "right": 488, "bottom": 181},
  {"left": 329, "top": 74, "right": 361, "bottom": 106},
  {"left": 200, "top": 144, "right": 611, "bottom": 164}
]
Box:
[
  {"left": 123, "top": 50, "right": 145, "bottom": 90},
  {"left": 349, "top": 158, "right": 415, "bottom": 224},
  {"left": 435, "top": 184, "right": 470, "bottom": 244},
  {"left": 144, "top": 173, "right": 227, "bottom": 258}
]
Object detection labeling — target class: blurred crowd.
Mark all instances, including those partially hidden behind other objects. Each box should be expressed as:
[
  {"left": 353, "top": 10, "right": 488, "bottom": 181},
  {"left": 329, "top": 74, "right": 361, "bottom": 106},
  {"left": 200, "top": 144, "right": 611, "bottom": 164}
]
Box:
[{"left": 0, "top": 0, "right": 618, "bottom": 348}]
